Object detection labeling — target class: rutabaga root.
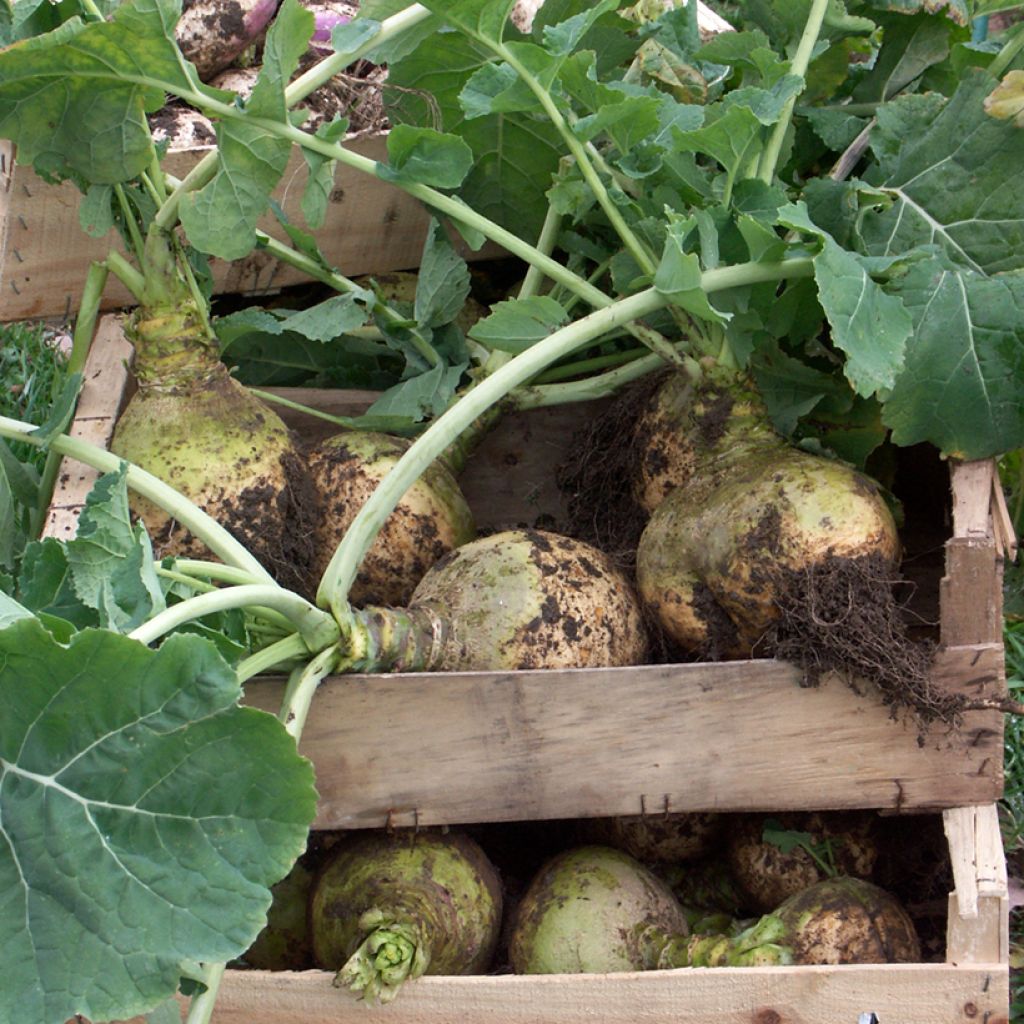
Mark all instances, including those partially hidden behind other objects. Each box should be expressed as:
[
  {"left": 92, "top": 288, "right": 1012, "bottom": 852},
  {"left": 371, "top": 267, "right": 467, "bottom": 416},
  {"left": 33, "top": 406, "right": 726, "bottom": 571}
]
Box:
[
  {"left": 310, "top": 831, "right": 502, "bottom": 1003},
  {"left": 306, "top": 431, "right": 475, "bottom": 607}
]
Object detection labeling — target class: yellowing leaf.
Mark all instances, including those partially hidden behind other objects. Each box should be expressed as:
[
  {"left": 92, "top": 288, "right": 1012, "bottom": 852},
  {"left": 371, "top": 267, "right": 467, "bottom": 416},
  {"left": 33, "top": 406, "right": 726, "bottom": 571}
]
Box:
[{"left": 984, "top": 70, "right": 1024, "bottom": 127}]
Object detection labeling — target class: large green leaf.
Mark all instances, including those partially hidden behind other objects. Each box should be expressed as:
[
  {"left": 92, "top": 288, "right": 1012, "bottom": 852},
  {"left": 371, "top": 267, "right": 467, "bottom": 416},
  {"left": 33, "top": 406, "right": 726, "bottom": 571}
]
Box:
[
  {"left": 0, "top": 0, "right": 193, "bottom": 183},
  {"left": 779, "top": 202, "right": 914, "bottom": 397},
  {"left": 860, "top": 71, "right": 1024, "bottom": 274},
  {"left": 0, "top": 618, "right": 316, "bottom": 1024},
  {"left": 180, "top": 0, "right": 314, "bottom": 259},
  {"left": 385, "top": 29, "right": 562, "bottom": 238},
  {"left": 882, "top": 260, "right": 1024, "bottom": 458}
]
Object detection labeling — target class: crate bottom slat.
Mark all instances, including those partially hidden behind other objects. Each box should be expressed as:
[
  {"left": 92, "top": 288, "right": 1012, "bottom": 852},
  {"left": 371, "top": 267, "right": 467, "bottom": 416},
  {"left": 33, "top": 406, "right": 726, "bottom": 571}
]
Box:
[{"left": 122, "top": 962, "right": 1008, "bottom": 1024}]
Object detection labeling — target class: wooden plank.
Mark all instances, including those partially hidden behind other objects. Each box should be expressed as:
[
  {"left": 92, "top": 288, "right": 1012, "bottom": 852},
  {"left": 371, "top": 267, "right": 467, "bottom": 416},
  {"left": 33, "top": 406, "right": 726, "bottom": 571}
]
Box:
[
  {"left": 941, "top": 541, "right": 1004, "bottom": 647},
  {"left": 931, "top": 644, "right": 1005, "bottom": 701},
  {"left": 951, "top": 461, "right": 996, "bottom": 540},
  {"left": 42, "top": 316, "right": 134, "bottom": 540},
  {"left": 0, "top": 134, "right": 498, "bottom": 322},
  {"left": 242, "top": 664, "right": 1003, "bottom": 828},
  {"left": 118, "top": 963, "right": 1008, "bottom": 1024}
]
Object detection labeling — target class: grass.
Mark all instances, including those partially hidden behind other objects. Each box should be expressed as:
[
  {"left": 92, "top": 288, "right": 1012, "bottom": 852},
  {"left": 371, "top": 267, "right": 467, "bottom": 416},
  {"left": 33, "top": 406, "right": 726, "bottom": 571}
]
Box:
[{"left": 0, "top": 319, "right": 71, "bottom": 469}]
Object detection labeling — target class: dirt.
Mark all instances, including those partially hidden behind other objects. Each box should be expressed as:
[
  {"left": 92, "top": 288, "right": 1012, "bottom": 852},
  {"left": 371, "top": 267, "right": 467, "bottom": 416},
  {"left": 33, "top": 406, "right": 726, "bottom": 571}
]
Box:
[
  {"left": 763, "top": 551, "right": 962, "bottom": 726},
  {"left": 557, "top": 372, "right": 668, "bottom": 563}
]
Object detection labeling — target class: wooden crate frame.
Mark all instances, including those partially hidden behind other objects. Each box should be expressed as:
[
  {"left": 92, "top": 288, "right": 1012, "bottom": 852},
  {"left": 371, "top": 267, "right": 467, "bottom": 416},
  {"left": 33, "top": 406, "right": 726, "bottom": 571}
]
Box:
[
  {"left": 0, "top": 133, "right": 496, "bottom": 323},
  {"left": 49, "top": 318, "right": 1012, "bottom": 1023}
]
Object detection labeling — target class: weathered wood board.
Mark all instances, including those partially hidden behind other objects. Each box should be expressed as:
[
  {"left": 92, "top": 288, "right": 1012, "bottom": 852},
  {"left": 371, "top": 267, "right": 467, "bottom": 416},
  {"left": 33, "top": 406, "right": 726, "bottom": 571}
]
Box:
[
  {"left": 117, "top": 961, "right": 1004, "bottom": 1024},
  {"left": 242, "top": 650, "right": 1004, "bottom": 830},
  {"left": 0, "top": 134, "right": 496, "bottom": 322}
]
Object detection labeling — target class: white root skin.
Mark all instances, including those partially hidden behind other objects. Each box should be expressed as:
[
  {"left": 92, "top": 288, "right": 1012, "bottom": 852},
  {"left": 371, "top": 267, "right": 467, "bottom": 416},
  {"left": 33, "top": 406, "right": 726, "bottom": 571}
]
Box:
[
  {"left": 307, "top": 432, "right": 475, "bottom": 607},
  {"left": 411, "top": 530, "right": 649, "bottom": 671},
  {"left": 636, "top": 446, "right": 901, "bottom": 656},
  {"left": 111, "top": 371, "right": 296, "bottom": 559}
]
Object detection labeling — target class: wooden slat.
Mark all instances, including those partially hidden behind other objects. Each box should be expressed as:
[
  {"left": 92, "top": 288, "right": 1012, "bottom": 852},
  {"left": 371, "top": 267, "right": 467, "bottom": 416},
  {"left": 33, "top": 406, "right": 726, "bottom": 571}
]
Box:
[
  {"left": 42, "top": 316, "right": 134, "bottom": 540},
  {"left": 242, "top": 664, "right": 1003, "bottom": 828},
  {"left": 944, "top": 805, "right": 1009, "bottom": 966},
  {"left": 0, "top": 134, "right": 497, "bottom": 322},
  {"left": 117, "top": 962, "right": 1008, "bottom": 1024}
]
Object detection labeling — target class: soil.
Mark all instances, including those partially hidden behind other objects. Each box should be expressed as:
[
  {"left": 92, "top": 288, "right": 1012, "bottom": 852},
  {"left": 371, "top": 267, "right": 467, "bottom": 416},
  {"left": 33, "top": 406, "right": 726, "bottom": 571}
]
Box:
[{"left": 557, "top": 371, "right": 668, "bottom": 563}]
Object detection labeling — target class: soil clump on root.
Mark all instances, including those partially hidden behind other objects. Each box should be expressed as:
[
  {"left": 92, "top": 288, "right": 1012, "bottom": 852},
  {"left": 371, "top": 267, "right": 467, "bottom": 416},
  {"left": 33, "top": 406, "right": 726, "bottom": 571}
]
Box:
[{"left": 762, "top": 552, "right": 960, "bottom": 726}]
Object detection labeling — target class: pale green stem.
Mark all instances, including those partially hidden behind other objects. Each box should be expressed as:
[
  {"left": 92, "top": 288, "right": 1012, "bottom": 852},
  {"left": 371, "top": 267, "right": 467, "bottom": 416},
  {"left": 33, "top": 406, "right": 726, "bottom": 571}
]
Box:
[
  {"left": 757, "top": 0, "right": 830, "bottom": 184},
  {"left": 247, "top": 388, "right": 364, "bottom": 430},
  {"left": 169, "top": 560, "right": 269, "bottom": 586},
  {"left": 533, "top": 346, "right": 649, "bottom": 385},
  {"left": 104, "top": 250, "right": 147, "bottom": 302},
  {"left": 278, "top": 643, "right": 339, "bottom": 739},
  {"left": 237, "top": 632, "right": 312, "bottom": 684},
  {"left": 113, "top": 184, "right": 146, "bottom": 263},
  {"left": 990, "top": 22, "right": 1024, "bottom": 79},
  {"left": 128, "top": 585, "right": 339, "bottom": 650},
  {"left": 518, "top": 203, "right": 563, "bottom": 300},
  {"left": 68, "top": 262, "right": 109, "bottom": 376},
  {"left": 496, "top": 44, "right": 657, "bottom": 278},
  {"left": 183, "top": 963, "right": 226, "bottom": 1024},
  {"left": 156, "top": 4, "right": 434, "bottom": 230},
  {"left": 155, "top": 566, "right": 296, "bottom": 633},
  {"left": 0, "top": 414, "right": 276, "bottom": 584}
]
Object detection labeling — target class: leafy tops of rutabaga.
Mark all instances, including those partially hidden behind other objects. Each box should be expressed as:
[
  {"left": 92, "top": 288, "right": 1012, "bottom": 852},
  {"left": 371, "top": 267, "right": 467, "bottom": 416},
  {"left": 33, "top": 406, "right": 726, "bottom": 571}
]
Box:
[
  {"left": 378, "top": 0, "right": 1024, "bottom": 460},
  {"left": 0, "top": 0, "right": 1021, "bottom": 459}
]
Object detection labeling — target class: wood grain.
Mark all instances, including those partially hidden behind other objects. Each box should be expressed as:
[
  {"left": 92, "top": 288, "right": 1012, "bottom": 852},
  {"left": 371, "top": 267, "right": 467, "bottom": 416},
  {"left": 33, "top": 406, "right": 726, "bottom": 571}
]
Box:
[
  {"left": 0, "top": 134, "right": 498, "bottom": 322},
  {"left": 122, "top": 962, "right": 1008, "bottom": 1024},
  {"left": 242, "top": 662, "right": 1003, "bottom": 828}
]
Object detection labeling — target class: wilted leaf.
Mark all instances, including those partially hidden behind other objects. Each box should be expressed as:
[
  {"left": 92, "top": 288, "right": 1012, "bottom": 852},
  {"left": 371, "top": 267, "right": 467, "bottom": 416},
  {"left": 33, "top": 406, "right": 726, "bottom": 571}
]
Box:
[
  {"left": 984, "top": 69, "right": 1024, "bottom": 126},
  {"left": 0, "top": 619, "right": 317, "bottom": 1024}
]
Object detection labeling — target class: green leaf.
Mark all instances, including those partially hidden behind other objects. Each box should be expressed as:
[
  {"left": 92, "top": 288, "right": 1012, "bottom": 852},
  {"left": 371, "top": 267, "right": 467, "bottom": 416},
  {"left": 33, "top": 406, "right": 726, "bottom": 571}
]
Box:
[
  {"left": 29, "top": 372, "right": 81, "bottom": 447},
  {"left": 882, "top": 260, "right": 1024, "bottom": 459},
  {"left": 380, "top": 125, "right": 475, "bottom": 188},
  {"left": 0, "top": 590, "right": 33, "bottom": 629},
  {"left": 460, "top": 60, "right": 540, "bottom": 118},
  {"left": 64, "top": 467, "right": 166, "bottom": 632},
  {"left": 541, "top": 0, "right": 619, "bottom": 54},
  {"left": 301, "top": 116, "right": 350, "bottom": 230},
  {"left": 861, "top": 72, "right": 1024, "bottom": 274},
  {"left": 850, "top": 11, "right": 960, "bottom": 103},
  {"left": 778, "top": 203, "right": 913, "bottom": 397},
  {"left": 653, "top": 215, "right": 730, "bottom": 325},
  {"left": 0, "top": 0, "right": 191, "bottom": 183},
  {"left": 671, "top": 103, "right": 764, "bottom": 181},
  {"left": 0, "top": 619, "right": 316, "bottom": 1024},
  {"left": 79, "top": 185, "right": 116, "bottom": 238},
  {"left": 15, "top": 539, "right": 98, "bottom": 629},
  {"left": 468, "top": 295, "right": 569, "bottom": 353},
  {"left": 273, "top": 293, "right": 372, "bottom": 342},
  {"left": 415, "top": 219, "right": 472, "bottom": 329},
  {"left": 420, "top": 0, "right": 516, "bottom": 44},
  {"left": 366, "top": 361, "right": 467, "bottom": 420},
  {"left": 385, "top": 28, "right": 562, "bottom": 237},
  {"left": 180, "top": 0, "right": 314, "bottom": 259}
]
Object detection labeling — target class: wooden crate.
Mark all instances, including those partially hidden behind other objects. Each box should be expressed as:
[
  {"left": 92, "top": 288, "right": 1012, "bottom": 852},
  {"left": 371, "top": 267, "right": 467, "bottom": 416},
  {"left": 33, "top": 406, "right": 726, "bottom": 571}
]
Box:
[
  {"left": 0, "top": 132, "right": 498, "bottom": 323},
  {"left": 49, "top": 318, "right": 1012, "bottom": 1023}
]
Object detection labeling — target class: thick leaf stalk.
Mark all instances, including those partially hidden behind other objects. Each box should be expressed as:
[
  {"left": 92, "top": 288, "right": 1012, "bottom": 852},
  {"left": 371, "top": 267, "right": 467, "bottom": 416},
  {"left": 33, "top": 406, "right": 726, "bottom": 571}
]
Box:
[
  {"left": 336, "top": 912, "right": 431, "bottom": 1003},
  {"left": 648, "top": 914, "right": 794, "bottom": 969}
]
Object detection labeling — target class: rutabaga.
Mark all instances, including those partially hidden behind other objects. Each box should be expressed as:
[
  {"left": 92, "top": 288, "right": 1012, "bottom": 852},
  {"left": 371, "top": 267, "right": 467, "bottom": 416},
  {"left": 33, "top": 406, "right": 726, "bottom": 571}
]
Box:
[{"left": 310, "top": 831, "right": 503, "bottom": 1002}]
